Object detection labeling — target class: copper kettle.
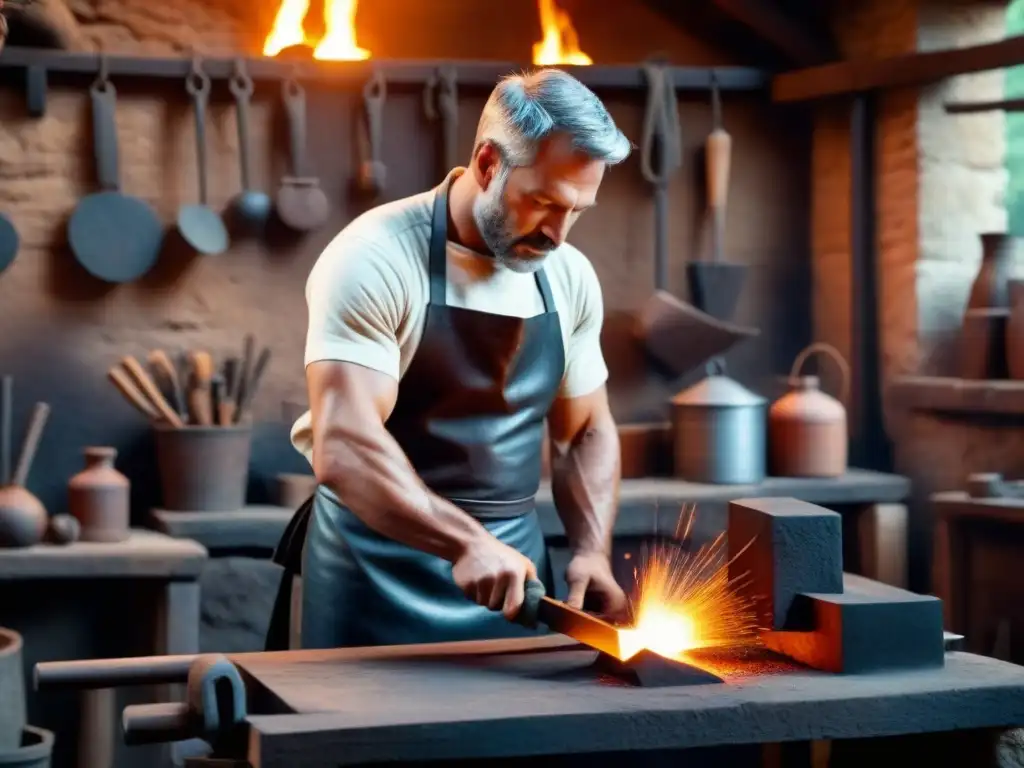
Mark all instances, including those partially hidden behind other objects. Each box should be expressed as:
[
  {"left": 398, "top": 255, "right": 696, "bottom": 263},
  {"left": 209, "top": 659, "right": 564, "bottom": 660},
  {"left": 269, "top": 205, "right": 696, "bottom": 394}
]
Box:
[{"left": 769, "top": 342, "right": 849, "bottom": 478}]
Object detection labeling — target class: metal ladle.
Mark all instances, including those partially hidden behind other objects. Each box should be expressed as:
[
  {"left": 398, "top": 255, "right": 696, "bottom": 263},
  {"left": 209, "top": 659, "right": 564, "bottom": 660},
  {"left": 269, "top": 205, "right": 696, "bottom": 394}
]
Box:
[{"left": 227, "top": 59, "right": 271, "bottom": 229}]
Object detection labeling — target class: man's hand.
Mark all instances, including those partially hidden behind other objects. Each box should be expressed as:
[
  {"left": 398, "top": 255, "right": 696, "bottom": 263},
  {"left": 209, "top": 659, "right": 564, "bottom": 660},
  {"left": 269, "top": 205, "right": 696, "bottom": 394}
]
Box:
[
  {"left": 452, "top": 534, "right": 538, "bottom": 621},
  {"left": 565, "top": 551, "right": 628, "bottom": 620}
]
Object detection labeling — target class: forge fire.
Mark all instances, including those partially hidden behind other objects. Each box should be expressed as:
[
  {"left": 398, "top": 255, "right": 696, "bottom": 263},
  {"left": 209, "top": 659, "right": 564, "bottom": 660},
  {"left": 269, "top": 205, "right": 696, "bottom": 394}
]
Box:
[{"left": 262, "top": 0, "right": 592, "bottom": 64}]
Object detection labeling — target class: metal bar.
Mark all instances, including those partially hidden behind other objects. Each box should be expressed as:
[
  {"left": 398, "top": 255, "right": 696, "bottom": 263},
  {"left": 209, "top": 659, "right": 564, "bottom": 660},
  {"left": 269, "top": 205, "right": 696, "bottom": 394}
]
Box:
[
  {"left": 0, "top": 47, "right": 768, "bottom": 92},
  {"left": 122, "top": 703, "right": 193, "bottom": 746},
  {"left": 848, "top": 94, "right": 891, "bottom": 475},
  {"left": 35, "top": 654, "right": 196, "bottom": 690}
]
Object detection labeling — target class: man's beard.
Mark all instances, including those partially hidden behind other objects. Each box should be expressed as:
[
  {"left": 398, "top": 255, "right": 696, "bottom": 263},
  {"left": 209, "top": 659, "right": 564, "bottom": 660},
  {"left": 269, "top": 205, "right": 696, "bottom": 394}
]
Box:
[{"left": 472, "top": 178, "right": 555, "bottom": 274}]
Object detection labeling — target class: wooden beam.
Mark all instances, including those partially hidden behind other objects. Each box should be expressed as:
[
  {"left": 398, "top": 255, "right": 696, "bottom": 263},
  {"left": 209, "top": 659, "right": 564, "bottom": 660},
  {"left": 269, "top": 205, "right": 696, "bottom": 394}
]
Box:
[
  {"left": 945, "top": 98, "right": 1024, "bottom": 114},
  {"left": 712, "top": 0, "right": 836, "bottom": 65},
  {"left": 773, "top": 32, "right": 1024, "bottom": 103}
]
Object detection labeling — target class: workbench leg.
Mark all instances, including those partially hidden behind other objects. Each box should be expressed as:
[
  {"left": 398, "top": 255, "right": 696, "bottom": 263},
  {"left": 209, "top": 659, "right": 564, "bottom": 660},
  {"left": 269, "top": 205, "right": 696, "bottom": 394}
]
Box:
[
  {"left": 77, "top": 689, "right": 115, "bottom": 768},
  {"left": 855, "top": 503, "right": 908, "bottom": 588},
  {"left": 155, "top": 580, "right": 202, "bottom": 764},
  {"left": 932, "top": 518, "right": 967, "bottom": 633}
]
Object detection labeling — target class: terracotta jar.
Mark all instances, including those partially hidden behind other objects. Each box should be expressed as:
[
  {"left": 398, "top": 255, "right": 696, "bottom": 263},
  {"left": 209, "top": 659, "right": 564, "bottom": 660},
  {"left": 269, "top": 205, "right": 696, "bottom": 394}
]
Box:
[
  {"left": 1007, "top": 279, "right": 1024, "bottom": 380},
  {"left": 769, "top": 343, "right": 849, "bottom": 478},
  {"left": 68, "top": 447, "right": 129, "bottom": 543},
  {"left": 967, "top": 233, "right": 1022, "bottom": 311}
]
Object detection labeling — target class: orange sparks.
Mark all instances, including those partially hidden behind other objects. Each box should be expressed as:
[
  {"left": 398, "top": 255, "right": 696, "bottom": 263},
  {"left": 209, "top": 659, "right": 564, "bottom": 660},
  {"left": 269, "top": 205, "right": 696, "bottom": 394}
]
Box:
[
  {"left": 531, "top": 0, "right": 592, "bottom": 66},
  {"left": 263, "top": 0, "right": 370, "bottom": 61},
  {"left": 617, "top": 504, "right": 760, "bottom": 662}
]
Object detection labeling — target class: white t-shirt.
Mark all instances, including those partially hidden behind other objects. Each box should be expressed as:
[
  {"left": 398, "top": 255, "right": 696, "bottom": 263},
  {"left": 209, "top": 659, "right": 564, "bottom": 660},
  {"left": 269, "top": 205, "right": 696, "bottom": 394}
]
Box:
[{"left": 290, "top": 175, "right": 609, "bottom": 463}]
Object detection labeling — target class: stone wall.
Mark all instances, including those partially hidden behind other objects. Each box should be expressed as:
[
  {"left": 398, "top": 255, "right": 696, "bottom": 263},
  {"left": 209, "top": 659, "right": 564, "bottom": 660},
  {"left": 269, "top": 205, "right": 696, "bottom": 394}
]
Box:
[{"left": 810, "top": 0, "right": 1011, "bottom": 589}]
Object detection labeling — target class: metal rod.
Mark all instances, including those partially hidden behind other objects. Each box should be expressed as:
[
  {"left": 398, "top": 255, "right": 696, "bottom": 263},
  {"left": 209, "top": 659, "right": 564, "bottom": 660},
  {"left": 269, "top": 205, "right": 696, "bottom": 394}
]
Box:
[
  {"left": 35, "top": 654, "right": 197, "bottom": 690},
  {"left": 122, "top": 703, "right": 193, "bottom": 746},
  {"left": 0, "top": 47, "right": 768, "bottom": 91}
]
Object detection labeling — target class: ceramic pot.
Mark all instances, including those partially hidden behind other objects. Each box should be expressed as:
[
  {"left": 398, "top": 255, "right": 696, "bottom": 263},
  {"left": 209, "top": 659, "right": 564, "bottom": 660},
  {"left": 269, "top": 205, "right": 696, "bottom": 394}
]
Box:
[
  {"left": 769, "top": 342, "right": 849, "bottom": 478},
  {"left": 1007, "top": 279, "right": 1024, "bottom": 380},
  {"left": 156, "top": 425, "right": 252, "bottom": 512},
  {"left": 0, "top": 487, "right": 46, "bottom": 548},
  {"left": 0, "top": 726, "right": 54, "bottom": 768},
  {"left": 967, "top": 233, "right": 1022, "bottom": 310},
  {"left": 68, "top": 447, "right": 129, "bottom": 543},
  {"left": 0, "top": 629, "right": 25, "bottom": 751},
  {"left": 961, "top": 308, "right": 1009, "bottom": 380}
]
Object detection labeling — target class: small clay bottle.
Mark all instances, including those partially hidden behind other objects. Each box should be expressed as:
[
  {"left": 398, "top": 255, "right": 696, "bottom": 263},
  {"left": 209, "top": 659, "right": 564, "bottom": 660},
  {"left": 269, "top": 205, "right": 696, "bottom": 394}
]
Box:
[{"left": 68, "top": 447, "right": 129, "bottom": 543}]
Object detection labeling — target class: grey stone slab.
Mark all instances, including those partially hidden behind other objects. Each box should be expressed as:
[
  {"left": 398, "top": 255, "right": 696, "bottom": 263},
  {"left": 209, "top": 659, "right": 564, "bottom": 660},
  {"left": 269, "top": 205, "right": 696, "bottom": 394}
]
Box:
[
  {"left": 237, "top": 646, "right": 1024, "bottom": 767},
  {"left": 728, "top": 498, "right": 843, "bottom": 630},
  {"left": 764, "top": 573, "right": 945, "bottom": 673},
  {"left": 151, "top": 507, "right": 291, "bottom": 552},
  {"left": 0, "top": 530, "right": 207, "bottom": 580}
]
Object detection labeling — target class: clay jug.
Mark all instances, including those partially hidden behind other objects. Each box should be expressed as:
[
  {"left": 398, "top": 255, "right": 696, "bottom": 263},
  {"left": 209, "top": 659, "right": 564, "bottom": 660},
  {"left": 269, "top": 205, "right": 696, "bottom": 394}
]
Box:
[
  {"left": 68, "top": 447, "right": 129, "bottom": 543},
  {"left": 769, "top": 343, "right": 849, "bottom": 478},
  {"left": 1007, "top": 279, "right": 1024, "bottom": 380},
  {"left": 967, "top": 233, "right": 1021, "bottom": 311}
]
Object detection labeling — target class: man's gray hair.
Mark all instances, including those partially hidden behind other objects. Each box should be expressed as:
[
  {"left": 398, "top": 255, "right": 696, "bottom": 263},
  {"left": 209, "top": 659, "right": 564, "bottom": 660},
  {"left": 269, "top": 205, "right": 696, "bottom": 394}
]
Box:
[{"left": 474, "top": 68, "right": 632, "bottom": 168}]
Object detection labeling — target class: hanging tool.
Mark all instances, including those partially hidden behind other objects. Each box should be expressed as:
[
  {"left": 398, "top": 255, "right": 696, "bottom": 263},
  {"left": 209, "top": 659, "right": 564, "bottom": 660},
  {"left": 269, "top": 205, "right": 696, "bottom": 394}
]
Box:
[
  {"left": 227, "top": 58, "right": 272, "bottom": 230},
  {"left": 67, "top": 57, "right": 164, "bottom": 283},
  {"left": 424, "top": 67, "right": 459, "bottom": 179},
  {"left": 176, "top": 56, "right": 230, "bottom": 256},
  {"left": 633, "top": 63, "right": 759, "bottom": 379},
  {"left": 356, "top": 71, "right": 388, "bottom": 196},
  {"left": 275, "top": 77, "right": 329, "bottom": 232},
  {"left": 688, "top": 71, "right": 745, "bottom": 322}
]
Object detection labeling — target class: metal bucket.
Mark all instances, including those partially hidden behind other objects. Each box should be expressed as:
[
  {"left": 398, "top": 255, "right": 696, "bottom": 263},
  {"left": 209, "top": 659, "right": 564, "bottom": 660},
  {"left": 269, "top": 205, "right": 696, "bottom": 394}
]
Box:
[
  {"left": 0, "top": 629, "right": 25, "bottom": 751},
  {"left": 155, "top": 425, "right": 252, "bottom": 512},
  {"left": 670, "top": 363, "right": 767, "bottom": 485},
  {"left": 0, "top": 727, "right": 54, "bottom": 768}
]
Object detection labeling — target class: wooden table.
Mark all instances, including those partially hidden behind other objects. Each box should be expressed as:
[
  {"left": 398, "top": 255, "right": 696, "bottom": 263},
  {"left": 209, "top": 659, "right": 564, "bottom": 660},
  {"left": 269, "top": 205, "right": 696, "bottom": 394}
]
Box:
[
  {"left": 0, "top": 530, "right": 207, "bottom": 768},
  {"left": 931, "top": 491, "right": 1024, "bottom": 656},
  {"left": 191, "top": 635, "right": 1024, "bottom": 767}
]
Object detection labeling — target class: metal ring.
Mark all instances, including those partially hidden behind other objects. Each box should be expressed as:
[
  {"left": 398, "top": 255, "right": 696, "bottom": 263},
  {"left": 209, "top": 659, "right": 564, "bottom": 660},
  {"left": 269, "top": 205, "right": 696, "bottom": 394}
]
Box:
[
  {"left": 90, "top": 54, "right": 111, "bottom": 91},
  {"left": 281, "top": 77, "right": 303, "bottom": 101},
  {"left": 185, "top": 56, "right": 211, "bottom": 97},
  {"left": 228, "top": 57, "right": 254, "bottom": 98}
]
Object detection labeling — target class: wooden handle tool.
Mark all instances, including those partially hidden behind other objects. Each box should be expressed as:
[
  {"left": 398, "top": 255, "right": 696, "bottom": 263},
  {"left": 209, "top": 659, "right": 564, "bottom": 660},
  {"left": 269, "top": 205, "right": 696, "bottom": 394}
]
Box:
[
  {"left": 108, "top": 367, "right": 159, "bottom": 421},
  {"left": 235, "top": 334, "right": 256, "bottom": 411},
  {"left": 219, "top": 357, "right": 239, "bottom": 425},
  {"left": 187, "top": 351, "right": 214, "bottom": 426},
  {"left": 147, "top": 349, "right": 185, "bottom": 420},
  {"left": 705, "top": 75, "right": 731, "bottom": 263},
  {"left": 211, "top": 373, "right": 232, "bottom": 427},
  {"left": 12, "top": 401, "right": 50, "bottom": 488},
  {"left": 120, "top": 356, "right": 185, "bottom": 428},
  {"left": 234, "top": 347, "right": 271, "bottom": 424}
]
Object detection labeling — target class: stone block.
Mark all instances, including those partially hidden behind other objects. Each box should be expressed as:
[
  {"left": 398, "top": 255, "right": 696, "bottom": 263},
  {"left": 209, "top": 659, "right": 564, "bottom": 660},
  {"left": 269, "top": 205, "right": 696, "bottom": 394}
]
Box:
[
  {"left": 763, "top": 574, "right": 944, "bottom": 673},
  {"left": 728, "top": 497, "right": 843, "bottom": 630}
]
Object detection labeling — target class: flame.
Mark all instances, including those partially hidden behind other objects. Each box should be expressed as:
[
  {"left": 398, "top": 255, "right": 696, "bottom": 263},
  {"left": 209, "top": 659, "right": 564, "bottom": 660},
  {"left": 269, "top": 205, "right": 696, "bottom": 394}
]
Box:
[
  {"left": 532, "top": 0, "right": 592, "bottom": 66},
  {"left": 263, "top": 0, "right": 370, "bottom": 61},
  {"left": 615, "top": 504, "right": 760, "bottom": 662}
]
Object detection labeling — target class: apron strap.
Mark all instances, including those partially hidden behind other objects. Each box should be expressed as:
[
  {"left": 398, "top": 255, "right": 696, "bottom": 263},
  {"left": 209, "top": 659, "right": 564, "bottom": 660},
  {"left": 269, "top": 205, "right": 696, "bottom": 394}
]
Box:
[
  {"left": 265, "top": 493, "right": 316, "bottom": 651},
  {"left": 428, "top": 174, "right": 557, "bottom": 315}
]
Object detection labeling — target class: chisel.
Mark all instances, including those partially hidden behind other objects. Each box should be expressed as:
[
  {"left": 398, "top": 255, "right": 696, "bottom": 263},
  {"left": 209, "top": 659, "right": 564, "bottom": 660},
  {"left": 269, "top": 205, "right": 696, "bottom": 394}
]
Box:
[{"left": 514, "top": 579, "right": 631, "bottom": 660}]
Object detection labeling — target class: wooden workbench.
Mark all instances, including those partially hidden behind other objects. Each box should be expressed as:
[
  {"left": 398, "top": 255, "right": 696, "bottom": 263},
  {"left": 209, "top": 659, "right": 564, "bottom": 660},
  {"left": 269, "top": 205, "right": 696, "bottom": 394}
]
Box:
[{"left": 218, "top": 635, "right": 1024, "bottom": 767}]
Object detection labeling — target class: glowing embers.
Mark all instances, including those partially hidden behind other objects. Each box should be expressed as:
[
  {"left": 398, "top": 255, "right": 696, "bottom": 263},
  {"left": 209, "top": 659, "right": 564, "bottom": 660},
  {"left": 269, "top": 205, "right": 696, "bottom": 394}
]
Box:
[{"left": 617, "top": 504, "right": 760, "bottom": 664}]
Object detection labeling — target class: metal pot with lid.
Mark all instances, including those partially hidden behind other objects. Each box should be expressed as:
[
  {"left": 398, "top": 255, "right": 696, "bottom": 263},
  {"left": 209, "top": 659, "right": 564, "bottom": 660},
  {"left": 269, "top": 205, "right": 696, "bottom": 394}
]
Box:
[{"left": 670, "top": 359, "right": 767, "bottom": 485}]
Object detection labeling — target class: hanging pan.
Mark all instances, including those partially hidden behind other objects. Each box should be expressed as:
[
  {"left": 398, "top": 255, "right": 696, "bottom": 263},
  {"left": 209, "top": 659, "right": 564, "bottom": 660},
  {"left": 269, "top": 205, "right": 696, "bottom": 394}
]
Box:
[{"left": 67, "top": 60, "right": 164, "bottom": 283}]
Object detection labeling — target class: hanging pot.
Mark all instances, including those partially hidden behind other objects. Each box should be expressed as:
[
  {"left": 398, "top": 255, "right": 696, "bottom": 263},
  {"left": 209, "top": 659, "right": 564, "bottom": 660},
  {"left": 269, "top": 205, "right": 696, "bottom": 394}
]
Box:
[
  {"left": 769, "top": 342, "right": 849, "bottom": 478},
  {"left": 670, "top": 359, "right": 766, "bottom": 485}
]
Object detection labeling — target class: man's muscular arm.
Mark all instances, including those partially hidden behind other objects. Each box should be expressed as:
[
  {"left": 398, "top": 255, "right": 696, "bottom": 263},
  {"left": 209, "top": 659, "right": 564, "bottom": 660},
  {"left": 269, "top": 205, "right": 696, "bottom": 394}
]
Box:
[
  {"left": 547, "top": 387, "right": 627, "bottom": 616},
  {"left": 308, "top": 360, "right": 536, "bottom": 616}
]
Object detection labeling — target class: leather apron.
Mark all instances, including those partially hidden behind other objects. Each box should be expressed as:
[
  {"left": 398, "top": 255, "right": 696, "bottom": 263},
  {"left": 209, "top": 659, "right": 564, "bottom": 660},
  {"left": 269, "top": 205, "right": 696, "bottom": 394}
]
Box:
[{"left": 266, "top": 173, "right": 564, "bottom": 649}]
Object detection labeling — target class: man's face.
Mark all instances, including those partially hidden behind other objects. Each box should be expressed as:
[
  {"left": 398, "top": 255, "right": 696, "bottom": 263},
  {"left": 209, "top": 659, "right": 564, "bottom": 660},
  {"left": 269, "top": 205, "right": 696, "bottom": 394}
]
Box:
[{"left": 472, "top": 135, "right": 605, "bottom": 273}]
